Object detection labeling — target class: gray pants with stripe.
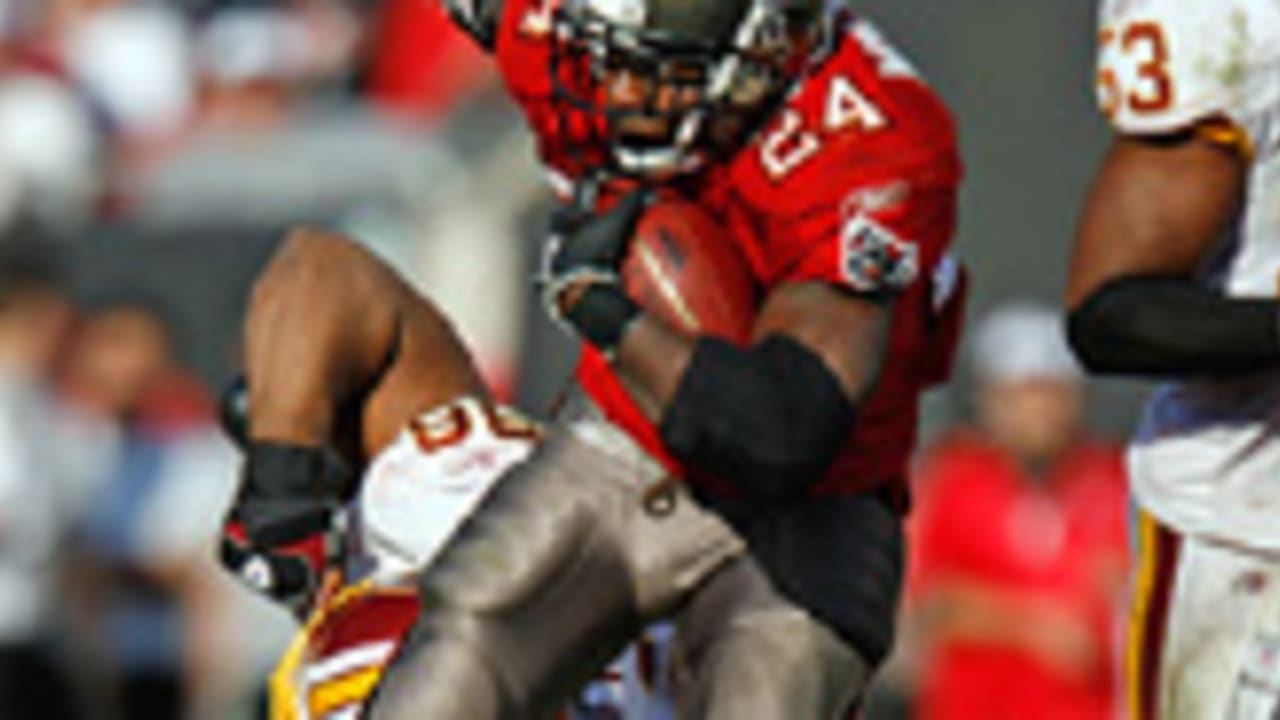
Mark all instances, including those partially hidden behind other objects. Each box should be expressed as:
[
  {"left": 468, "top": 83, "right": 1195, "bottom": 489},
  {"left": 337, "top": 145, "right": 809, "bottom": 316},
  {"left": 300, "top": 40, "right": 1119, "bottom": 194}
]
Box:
[{"left": 367, "top": 392, "right": 869, "bottom": 720}]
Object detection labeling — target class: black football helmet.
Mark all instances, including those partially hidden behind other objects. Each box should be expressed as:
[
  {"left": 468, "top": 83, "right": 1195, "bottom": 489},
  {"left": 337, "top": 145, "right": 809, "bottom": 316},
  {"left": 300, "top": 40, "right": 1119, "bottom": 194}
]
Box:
[{"left": 551, "top": 0, "right": 828, "bottom": 176}]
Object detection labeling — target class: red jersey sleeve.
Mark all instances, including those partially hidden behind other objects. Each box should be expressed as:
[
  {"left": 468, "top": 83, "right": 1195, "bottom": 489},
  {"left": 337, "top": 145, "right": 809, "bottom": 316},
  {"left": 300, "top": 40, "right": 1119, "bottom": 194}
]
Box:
[
  {"left": 782, "top": 182, "right": 956, "bottom": 293},
  {"left": 728, "top": 20, "right": 962, "bottom": 295}
]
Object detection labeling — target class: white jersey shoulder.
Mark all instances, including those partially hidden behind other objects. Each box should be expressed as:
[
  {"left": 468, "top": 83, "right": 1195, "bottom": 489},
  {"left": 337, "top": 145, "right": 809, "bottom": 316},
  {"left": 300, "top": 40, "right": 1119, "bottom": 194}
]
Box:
[
  {"left": 352, "top": 397, "right": 536, "bottom": 582},
  {"left": 1097, "top": 0, "right": 1280, "bottom": 149}
]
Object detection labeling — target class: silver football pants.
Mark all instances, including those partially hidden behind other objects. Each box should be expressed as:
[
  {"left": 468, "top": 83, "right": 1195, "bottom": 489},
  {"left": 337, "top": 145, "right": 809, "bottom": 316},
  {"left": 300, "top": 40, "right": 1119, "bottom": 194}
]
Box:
[{"left": 367, "top": 391, "right": 868, "bottom": 720}]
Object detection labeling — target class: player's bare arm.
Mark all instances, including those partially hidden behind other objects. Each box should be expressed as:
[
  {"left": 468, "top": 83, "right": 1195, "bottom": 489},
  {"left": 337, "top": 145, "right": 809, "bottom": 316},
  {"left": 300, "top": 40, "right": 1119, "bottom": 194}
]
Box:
[
  {"left": 245, "top": 228, "right": 488, "bottom": 456},
  {"left": 222, "top": 229, "right": 488, "bottom": 608},
  {"left": 621, "top": 281, "right": 890, "bottom": 412},
  {"left": 244, "top": 230, "right": 400, "bottom": 451},
  {"left": 1065, "top": 128, "right": 1271, "bottom": 376}
]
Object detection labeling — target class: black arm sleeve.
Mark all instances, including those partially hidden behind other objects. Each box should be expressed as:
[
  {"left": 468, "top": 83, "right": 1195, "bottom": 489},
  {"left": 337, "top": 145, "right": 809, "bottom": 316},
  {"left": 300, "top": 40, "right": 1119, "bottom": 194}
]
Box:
[
  {"left": 1067, "top": 275, "right": 1280, "bottom": 377},
  {"left": 658, "top": 335, "right": 857, "bottom": 502}
]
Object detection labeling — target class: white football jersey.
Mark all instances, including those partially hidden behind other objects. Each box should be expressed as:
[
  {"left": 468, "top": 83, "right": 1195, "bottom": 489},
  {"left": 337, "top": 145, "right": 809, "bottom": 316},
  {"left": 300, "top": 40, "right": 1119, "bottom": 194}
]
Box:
[
  {"left": 1096, "top": 0, "right": 1280, "bottom": 548},
  {"left": 351, "top": 397, "right": 538, "bottom": 582}
]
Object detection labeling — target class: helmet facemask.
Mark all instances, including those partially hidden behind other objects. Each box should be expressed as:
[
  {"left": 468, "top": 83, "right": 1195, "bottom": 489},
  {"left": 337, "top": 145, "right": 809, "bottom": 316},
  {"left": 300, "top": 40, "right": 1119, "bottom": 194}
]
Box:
[{"left": 550, "top": 1, "right": 818, "bottom": 178}]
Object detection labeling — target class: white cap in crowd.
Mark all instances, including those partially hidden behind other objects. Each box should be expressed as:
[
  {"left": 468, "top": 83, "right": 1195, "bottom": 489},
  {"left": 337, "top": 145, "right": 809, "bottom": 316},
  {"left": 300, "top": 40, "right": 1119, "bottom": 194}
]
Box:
[
  {"left": 0, "top": 76, "right": 98, "bottom": 225},
  {"left": 63, "top": 5, "right": 195, "bottom": 136},
  {"left": 196, "top": 8, "right": 308, "bottom": 84},
  {"left": 971, "top": 301, "right": 1081, "bottom": 384}
]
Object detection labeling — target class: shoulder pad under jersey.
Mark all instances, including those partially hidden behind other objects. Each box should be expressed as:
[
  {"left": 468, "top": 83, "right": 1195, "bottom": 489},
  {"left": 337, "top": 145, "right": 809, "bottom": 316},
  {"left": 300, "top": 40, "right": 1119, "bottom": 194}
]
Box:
[
  {"left": 445, "top": 0, "right": 504, "bottom": 51},
  {"left": 1096, "top": 0, "right": 1280, "bottom": 149}
]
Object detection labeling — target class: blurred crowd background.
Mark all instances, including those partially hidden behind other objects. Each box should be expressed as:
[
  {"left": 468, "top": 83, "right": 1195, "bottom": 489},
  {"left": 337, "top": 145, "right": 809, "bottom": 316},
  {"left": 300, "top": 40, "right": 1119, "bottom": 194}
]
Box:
[{"left": 0, "top": 0, "right": 1139, "bottom": 718}]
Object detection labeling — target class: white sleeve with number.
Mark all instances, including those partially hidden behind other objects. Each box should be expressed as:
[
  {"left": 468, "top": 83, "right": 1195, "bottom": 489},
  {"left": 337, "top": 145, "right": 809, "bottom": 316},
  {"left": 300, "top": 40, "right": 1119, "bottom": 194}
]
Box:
[
  {"left": 1097, "top": 0, "right": 1280, "bottom": 150},
  {"left": 352, "top": 398, "right": 536, "bottom": 583}
]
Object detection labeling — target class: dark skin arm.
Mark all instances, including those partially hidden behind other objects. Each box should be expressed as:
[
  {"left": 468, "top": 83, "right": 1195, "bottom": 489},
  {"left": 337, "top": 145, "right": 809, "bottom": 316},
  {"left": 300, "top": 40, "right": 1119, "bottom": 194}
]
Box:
[
  {"left": 245, "top": 229, "right": 489, "bottom": 461},
  {"left": 1066, "top": 132, "right": 1247, "bottom": 309},
  {"left": 615, "top": 280, "right": 892, "bottom": 421}
]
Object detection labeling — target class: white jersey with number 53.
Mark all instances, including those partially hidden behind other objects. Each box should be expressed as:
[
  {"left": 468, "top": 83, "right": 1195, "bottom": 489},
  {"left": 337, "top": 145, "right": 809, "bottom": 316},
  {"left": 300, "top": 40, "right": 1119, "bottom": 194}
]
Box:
[{"left": 1097, "top": 0, "right": 1280, "bottom": 549}]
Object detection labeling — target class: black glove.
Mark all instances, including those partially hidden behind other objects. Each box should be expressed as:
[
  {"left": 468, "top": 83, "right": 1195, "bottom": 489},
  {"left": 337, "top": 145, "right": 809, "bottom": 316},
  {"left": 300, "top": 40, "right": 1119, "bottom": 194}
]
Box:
[
  {"left": 219, "top": 442, "right": 350, "bottom": 614},
  {"left": 540, "top": 189, "right": 650, "bottom": 354}
]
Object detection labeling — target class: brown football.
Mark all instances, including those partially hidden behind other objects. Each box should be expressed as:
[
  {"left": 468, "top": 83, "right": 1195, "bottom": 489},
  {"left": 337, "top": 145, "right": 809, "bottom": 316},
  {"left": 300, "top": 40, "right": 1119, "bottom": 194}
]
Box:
[{"left": 622, "top": 198, "right": 756, "bottom": 343}]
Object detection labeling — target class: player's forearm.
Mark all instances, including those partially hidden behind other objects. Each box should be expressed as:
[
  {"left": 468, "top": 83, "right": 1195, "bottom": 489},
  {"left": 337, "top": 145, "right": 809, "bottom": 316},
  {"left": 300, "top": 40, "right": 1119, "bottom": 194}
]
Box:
[
  {"left": 1067, "top": 276, "right": 1280, "bottom": 377},
  {"left": 244, "top": 229, "right": 399, "bottom": 446},
  {"left": 1066, "top": 136, "right": 1253, "bottom": 377},
  {"left": 614, "top": 314, "right": 697, "bottom": 418},
  {"left": 619, "top": 286, "right": 877, "bottom": 501}
]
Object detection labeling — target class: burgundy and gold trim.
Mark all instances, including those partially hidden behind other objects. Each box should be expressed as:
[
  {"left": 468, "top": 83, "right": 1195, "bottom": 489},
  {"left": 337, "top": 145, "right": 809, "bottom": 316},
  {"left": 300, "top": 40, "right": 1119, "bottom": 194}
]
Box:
[{"left": 1127, "top": 510, "right": 1182, "bottom": 720}]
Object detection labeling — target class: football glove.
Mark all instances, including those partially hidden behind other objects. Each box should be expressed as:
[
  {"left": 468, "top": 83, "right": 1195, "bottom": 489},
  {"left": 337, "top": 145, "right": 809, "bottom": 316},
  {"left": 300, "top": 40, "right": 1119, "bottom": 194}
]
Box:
[
  {"left": 539, "top": 189, "right": 649, "bottom": 355},
  {"left": 219, "top": 442, "right": 350, "bottom": 615}
]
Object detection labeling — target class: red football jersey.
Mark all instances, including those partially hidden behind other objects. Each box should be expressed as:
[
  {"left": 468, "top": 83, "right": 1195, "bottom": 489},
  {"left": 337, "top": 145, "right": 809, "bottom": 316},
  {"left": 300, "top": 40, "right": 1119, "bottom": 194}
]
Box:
[{"left": 489, "top": 0, "right": 964, "bottom": 500}]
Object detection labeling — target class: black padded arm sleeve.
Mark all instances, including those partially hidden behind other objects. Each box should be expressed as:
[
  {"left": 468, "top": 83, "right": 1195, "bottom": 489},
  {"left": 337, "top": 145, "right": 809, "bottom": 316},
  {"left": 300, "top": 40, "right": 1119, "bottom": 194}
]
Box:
[
  {"left": 658, "top": 335, "right": 857, "bottom": 502},
  {"left": 1067, "top": 275, "right": 1280, "bottom": 377}
]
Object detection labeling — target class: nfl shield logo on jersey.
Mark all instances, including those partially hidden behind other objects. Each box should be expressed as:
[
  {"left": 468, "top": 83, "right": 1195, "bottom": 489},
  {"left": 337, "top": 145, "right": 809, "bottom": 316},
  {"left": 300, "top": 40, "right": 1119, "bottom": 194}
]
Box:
[{"left": 839, "top": 212, "right": 919, "bottom": 292}]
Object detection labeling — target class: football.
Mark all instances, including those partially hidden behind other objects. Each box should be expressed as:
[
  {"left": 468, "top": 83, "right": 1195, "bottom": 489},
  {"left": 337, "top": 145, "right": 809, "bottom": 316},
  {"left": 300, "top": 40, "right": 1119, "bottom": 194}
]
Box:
[{"left": 622, "top": 198, "right": 757, "bottom": 343}]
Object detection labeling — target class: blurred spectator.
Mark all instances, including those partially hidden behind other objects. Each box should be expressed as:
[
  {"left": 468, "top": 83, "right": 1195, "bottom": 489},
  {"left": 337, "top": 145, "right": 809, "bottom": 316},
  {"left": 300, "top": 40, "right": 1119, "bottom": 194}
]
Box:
[
  {"left": 59, "top": 298, "right": 290, "bottom": 720},
  {"left": 126, "top": 2, "right": 458, "bottom": 226},
  {"left": 905, "top": 302, "right": 1129, "bottom": 720},
  {"left": 0, "top": 222, "right": 79, "bottom": 720},
  {"left": 59, "top": 298, "right": 193, "bottom": 719},
  {"left": 59, "top": 1, "right": 193, "bottom": 142},
  {"left": 0, "top": 46, "right": 100, "bottom": 229},
  {"left": 192, "top": 5, "right": 307, "bottom": 133},
  {"left": 0, "top": 3, "right": 598, "bottom": 719}
]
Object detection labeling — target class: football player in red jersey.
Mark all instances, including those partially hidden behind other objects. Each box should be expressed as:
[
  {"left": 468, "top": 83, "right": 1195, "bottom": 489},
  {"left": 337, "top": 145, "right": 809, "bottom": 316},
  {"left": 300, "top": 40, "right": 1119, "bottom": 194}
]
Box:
[
  {"left": 224, "top": 0, "right": 966, "bottom": 717},
  {"left": 368, "top": 1, "right": 965, "bottom": 717}
]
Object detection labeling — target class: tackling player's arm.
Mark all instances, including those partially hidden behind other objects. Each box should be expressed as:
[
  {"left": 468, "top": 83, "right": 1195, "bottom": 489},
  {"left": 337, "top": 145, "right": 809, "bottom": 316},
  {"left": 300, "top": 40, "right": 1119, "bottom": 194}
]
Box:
[
  {"left": 1067, "top": 4, "right": 1280, "bottom": 377},
  {"left": 244, "top": 229, "right": 487, "bottom": 455},
  {"left": 222, "top": 229, "right": 488, "bottom": 608},
  {"left": 1065, "top": 129, "right": 1264, "bottom": 376}
]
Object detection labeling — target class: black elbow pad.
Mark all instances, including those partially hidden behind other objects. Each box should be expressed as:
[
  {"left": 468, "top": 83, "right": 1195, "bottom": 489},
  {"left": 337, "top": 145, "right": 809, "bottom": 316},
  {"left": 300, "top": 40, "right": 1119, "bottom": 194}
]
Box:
[
  {"left": 658, "top": 336, "right": 857, "bottom": 502},
  {"left": 1068, "top": 276, "right": 1280, "bottom": 376},
  {"left": 1066, "top": 277, "right": 1194, "bottom": 373},
  {"left": 1065, "top": 290, "right": 1120, "bottom": 373}
]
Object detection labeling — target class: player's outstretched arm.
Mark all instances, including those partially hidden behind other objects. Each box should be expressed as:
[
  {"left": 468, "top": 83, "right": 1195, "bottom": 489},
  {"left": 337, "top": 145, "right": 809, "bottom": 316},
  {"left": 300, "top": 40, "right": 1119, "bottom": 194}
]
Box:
[
  {"left": 1065, "top": 133, "right": 1268, "bottom": 377},
  {"left": 243, "top": 229, "right": 400, "bottom": 451},
  {"left": 244, "top": 228, "right": 488, "bottom": 457},
  {"left": 222, "top": 229, "right": 487, "bottom": 608}
]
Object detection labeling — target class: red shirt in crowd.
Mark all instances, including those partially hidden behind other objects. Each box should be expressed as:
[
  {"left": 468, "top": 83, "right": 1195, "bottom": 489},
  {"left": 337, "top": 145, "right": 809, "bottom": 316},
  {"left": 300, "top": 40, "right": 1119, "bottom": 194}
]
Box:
[{"left": 908, "top": 433, "right": 1129, "bottom": 720}]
